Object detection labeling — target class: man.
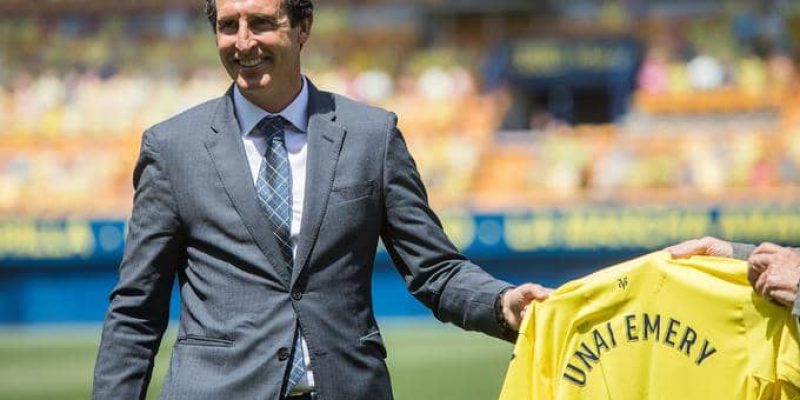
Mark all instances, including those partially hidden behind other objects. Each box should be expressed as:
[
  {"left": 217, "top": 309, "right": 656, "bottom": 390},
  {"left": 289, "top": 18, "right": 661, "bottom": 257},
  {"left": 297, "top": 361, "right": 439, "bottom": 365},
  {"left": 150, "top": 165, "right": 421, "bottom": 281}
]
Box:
[
  {"left": 92, "top": 1, "right": 549, "bottom": 399},
  {"left": 667, "top": 237, "right": 800, "bottom": 319}
]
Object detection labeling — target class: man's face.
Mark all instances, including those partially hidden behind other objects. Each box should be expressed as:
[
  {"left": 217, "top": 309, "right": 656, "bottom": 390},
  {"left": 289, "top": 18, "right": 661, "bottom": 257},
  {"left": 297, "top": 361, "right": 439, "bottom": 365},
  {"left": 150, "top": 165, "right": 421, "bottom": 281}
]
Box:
[{"left": 215, "top": 0, "right": 310, "bottom": 106}]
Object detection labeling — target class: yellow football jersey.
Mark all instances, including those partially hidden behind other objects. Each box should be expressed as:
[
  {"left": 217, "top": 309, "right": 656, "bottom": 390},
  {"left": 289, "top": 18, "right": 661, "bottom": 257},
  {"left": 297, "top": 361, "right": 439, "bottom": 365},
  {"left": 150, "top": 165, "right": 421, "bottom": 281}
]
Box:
[{"left": 499, "top": 252, "right": 800, "bottom": 400}]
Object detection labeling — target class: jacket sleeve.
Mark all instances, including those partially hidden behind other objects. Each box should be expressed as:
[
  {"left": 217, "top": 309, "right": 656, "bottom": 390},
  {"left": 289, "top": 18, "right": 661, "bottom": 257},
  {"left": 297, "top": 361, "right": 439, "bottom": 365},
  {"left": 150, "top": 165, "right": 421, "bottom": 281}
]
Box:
[
  {"left": 731, "top": 242, "right": 756, "bottom": 261},
  {"left": 92, "top": 129, "right": 185, "bottom": 399},
  {"left": 379, "top": 114, "right": 515, "bottom": 342},
  {"left": 795, "top": 297, "right": 800, "bottom": 319}
]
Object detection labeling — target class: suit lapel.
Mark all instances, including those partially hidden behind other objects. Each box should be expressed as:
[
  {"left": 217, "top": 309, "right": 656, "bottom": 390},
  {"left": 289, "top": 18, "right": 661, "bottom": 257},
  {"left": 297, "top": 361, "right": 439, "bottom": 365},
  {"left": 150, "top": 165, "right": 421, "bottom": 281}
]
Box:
[
  {"left": 293, "top": 83, "right": 345, "bottom": 285},
  {"left": 204, "top": 88, "right": 291, "bottom": 286}
]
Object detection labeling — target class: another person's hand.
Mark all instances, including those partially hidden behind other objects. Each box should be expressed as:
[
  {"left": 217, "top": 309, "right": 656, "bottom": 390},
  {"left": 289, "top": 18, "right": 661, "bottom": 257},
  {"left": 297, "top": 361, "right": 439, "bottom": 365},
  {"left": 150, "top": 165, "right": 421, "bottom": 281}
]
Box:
[
  {"left": 665, "top": 236, "right": 733, "bottom": 259},
  {"left": 748, "top": 243, "right": 800, "bottom": 307},
  {"left": 501, "top": 283, "right": 551, "bottom": 331}
]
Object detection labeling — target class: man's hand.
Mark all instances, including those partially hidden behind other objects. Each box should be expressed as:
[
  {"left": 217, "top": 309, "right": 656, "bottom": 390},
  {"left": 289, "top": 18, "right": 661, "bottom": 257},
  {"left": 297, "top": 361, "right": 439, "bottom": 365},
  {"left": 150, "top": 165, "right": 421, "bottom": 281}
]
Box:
[
  {"left": 501, "top": 283, "right": 551, "bottom": 331},
  {"left": 665, "top": 236, "right": 733, "bottom": 259},
  {"left": 748, "top": 243, "right": 800, "bottom": 307}
]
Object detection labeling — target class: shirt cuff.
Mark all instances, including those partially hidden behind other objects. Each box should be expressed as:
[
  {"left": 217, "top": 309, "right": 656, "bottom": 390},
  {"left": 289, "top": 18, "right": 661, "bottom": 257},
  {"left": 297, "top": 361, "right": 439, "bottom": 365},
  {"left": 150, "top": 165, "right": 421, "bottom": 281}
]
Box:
[{"left": 494, "top": 287, "right": 517, "bottom": 342}]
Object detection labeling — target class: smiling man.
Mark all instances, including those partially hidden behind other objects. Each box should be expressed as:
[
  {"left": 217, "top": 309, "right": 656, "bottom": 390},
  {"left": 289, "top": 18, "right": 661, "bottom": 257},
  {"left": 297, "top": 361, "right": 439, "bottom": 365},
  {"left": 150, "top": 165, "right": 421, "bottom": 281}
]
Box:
[{"left": 91, "top": 1, "right": 549, "bottom": 399}]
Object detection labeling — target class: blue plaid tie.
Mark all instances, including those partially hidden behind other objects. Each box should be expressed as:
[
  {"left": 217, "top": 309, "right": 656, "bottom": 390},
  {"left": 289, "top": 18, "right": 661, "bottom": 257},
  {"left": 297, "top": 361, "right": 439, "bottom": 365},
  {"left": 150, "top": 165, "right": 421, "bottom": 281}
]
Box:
[{"left": 253, "top": 115, "right": 307, "bottom": 395}]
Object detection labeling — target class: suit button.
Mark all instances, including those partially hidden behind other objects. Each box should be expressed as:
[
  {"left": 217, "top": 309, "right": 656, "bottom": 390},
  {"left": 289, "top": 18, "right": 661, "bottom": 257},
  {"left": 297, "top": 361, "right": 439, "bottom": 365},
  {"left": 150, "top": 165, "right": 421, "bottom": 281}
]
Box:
[
  {"left": 292, "top": 291, "right": 303, "bottom": 300},
  {"left": 277, "top": 347, "right": 291, "bottom": 361}
]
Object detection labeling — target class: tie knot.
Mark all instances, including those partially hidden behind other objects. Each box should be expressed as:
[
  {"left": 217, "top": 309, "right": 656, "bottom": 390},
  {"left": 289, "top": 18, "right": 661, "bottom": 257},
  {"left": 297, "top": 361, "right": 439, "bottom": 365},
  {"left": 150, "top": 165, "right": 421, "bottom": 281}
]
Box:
[{"left": 253, "top": 115, "right": 288, "bottom": 140}]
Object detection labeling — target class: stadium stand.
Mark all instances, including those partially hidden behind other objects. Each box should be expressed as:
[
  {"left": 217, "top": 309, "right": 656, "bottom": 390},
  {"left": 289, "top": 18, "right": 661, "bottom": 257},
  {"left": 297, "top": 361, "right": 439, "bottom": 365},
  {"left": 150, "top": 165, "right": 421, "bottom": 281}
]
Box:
[{"left": 0, "top": 0, "right": 798, "bottom": 216}]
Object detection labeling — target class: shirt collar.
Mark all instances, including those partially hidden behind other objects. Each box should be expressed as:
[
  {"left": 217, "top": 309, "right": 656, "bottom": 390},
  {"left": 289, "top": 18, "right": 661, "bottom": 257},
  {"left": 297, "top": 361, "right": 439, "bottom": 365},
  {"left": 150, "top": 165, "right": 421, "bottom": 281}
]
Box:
[{"left": 233, "top": 75, "right": 309, "bottom": 137}]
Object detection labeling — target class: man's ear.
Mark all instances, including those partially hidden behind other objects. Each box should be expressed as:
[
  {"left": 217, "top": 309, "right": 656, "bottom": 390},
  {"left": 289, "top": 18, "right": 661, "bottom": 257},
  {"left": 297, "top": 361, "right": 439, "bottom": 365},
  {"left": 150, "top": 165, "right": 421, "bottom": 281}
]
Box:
[{"left": 298, "top": 16, "right": 313, "bottom": 47}]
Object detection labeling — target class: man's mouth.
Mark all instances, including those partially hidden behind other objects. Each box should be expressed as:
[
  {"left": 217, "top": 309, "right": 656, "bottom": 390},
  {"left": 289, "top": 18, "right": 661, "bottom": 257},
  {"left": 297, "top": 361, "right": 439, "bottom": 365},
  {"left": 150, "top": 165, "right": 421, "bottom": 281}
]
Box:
[{"left": 238, "top": 57, "right": 266, "bottom": 68}]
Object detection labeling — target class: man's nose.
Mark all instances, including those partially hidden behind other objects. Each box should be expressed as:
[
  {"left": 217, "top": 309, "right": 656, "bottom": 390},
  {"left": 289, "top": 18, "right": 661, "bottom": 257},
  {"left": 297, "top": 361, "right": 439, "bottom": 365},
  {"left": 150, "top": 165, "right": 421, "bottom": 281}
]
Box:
[{"left": 236, "top": 26, "right": 255, "bottom": 51}]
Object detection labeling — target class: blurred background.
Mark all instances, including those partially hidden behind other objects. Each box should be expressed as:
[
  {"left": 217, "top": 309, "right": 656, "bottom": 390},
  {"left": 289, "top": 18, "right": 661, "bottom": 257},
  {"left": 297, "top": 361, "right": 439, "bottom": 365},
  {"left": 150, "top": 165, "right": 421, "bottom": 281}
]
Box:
[{"left": 1, "top": 0, "right": 799, "bottom": 398}]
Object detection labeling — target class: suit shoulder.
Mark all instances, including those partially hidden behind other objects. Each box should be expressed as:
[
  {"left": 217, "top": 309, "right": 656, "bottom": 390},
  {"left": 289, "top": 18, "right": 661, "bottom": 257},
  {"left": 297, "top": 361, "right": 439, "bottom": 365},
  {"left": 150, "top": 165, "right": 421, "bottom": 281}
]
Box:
[
  {"left": 145, "top": 96, "right": 221, "bottom": 141},
  {"left": 328, "top": 91, "right": 396, "bottom": 128}
]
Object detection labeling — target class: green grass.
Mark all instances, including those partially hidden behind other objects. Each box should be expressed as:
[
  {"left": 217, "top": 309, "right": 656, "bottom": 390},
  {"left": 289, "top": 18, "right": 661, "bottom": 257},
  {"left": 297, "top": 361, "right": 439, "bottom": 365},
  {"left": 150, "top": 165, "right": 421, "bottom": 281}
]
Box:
[{"left": 0, "top": 321, "right": 513, "bottom": 400}]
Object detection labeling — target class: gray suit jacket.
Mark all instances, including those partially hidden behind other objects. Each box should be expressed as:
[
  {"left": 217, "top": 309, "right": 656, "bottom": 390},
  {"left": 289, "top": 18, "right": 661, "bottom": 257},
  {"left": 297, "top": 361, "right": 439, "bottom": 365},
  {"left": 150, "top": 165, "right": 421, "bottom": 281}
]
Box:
[
  {"left": 92, "top": 82, "right": 513, "bottom": 400},
  {"left": 732, "top": 243, "right": 800, "bottom": 317}
]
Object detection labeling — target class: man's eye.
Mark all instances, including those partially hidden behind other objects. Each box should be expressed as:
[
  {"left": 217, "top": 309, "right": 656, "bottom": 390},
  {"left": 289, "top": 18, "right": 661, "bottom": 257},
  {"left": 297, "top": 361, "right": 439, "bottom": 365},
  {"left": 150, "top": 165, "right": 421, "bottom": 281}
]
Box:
[
  {"left": 252, "top": 18, "right": 277, "bottom": 29},
  {"left": 218, "top": 21, "right": 237, "bottom": 31}
]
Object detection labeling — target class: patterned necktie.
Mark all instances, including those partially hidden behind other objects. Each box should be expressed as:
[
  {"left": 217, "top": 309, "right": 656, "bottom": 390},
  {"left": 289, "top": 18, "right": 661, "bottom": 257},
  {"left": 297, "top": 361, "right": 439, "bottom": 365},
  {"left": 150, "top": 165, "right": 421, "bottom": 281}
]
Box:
[
  {"left": 253, "top": 115, "right": 307, "bottom": 394},
  {"left": 255, "top": 115, "right": 293, "bottom": 269}
]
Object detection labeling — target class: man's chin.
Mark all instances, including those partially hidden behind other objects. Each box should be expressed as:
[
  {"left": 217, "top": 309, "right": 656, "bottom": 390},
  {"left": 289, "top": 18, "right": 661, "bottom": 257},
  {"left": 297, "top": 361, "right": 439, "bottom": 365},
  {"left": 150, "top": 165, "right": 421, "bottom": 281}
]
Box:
[{"left": 236, "top": 76, "right": 271, "bottom": 93}]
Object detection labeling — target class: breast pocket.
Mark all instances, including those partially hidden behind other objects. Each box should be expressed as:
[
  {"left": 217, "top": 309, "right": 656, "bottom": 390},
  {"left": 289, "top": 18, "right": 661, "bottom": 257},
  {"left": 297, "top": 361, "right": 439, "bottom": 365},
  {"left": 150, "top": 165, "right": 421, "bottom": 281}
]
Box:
[{"left": 330, "top": 180, "right": 374, "bottom": 205}]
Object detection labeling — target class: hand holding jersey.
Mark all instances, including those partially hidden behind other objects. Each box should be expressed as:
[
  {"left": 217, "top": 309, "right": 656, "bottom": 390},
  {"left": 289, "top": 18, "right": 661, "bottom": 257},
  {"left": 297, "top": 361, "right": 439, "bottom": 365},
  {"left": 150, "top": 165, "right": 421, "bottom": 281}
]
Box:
[
  {"left": 501, "top": 284, "right": 552, "bottom": 330},
  {"left": 668, "top": 237, "right": 800, "bottom": 311},
  {"left": 748, "top": 243, "right": 800, "bottom": 308},
  {"left": 665, "top": 236, "right": 734, "bottom": 259}
]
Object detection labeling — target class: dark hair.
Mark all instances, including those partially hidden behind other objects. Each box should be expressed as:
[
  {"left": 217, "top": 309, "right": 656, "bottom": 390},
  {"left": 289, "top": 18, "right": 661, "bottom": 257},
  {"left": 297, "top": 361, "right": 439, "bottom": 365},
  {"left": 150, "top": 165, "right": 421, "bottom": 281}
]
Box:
[{"left": 204, "top": 0, "right": 314, "bottom": 32}]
